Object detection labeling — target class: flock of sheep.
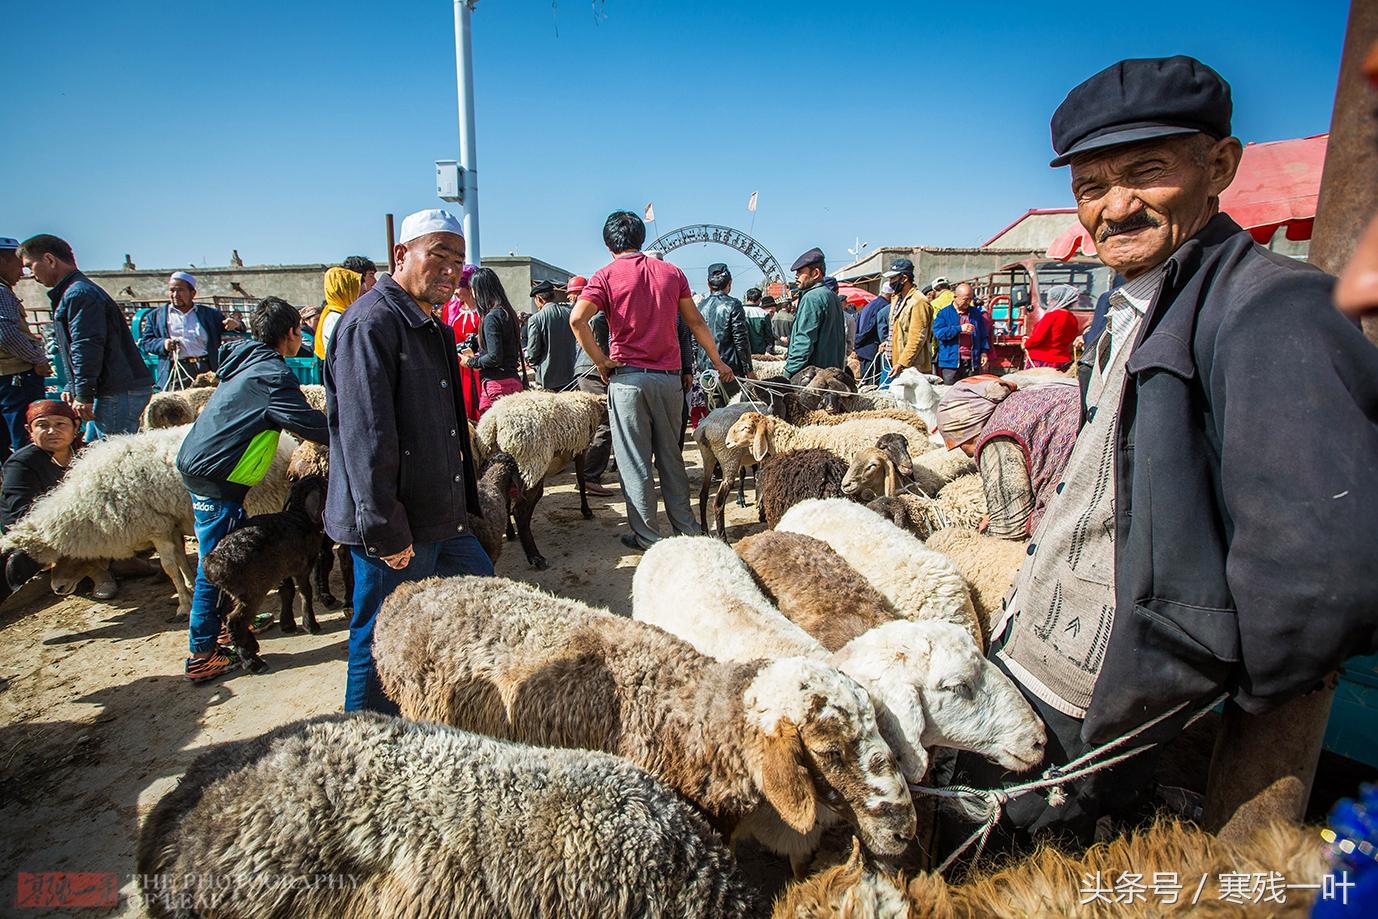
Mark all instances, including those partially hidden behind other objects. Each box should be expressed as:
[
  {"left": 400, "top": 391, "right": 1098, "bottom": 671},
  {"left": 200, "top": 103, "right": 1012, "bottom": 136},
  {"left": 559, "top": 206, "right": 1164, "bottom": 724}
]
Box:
[{"left": 2, "top": 366, "right": 1330, "bottom": 917}]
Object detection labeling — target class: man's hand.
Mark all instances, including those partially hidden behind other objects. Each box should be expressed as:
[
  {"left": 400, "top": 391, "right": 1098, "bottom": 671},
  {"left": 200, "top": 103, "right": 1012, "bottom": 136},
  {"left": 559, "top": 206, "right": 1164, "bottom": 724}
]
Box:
[
  {"left": 165, "top": 338, "right": 179, "bottom": 352},
  {"left": 60, "top": 391, "right": 73, "bottom": 404},
  {"left": 224, "top": 317, "right": 242, "bottom": 332},
  {"left": 381, "top": 545, "right": 414, "bottom": 570},
  {"left": 681, "top": 373, "right": 692, "bottom": 392},
  {"left": 979, "top": 355, "right": 990, "bottom": 371},
  {"left": 74, "top": 401, "right": 95, "bottom": 421},
  {"left": 596, "top": 358, "right": 625, "bottom": 384},
  {"left": 714, "top": 361, "right": 735, "bottom": 385}
]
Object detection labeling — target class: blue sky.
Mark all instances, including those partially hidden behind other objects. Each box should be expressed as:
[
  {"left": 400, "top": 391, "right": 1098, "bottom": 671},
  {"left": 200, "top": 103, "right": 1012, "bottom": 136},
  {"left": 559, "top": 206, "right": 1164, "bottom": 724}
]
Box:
[{"left": 8, "top": 0, "right": 1349, "bottom": 288}]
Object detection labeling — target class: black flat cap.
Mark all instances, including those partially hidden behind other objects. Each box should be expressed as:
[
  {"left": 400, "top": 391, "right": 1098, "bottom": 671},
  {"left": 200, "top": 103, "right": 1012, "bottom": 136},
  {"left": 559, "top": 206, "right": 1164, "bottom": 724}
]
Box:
[
  {"left": 790, "top": 247, "right": 825, "bottom": 272},
  {"left": 530, "top": 280, "right": 556, "bottom": 298},
  {"left": 1050, "top": 55, "right": 1231, "bottom": 167},
  {"left": 707, "top": 262, "right": 730, "bottom": 277}
]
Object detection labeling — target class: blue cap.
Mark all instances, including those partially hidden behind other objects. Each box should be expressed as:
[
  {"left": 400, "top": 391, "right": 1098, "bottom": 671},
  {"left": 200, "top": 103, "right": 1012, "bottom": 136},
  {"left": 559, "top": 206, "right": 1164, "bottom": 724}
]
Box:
[{"left": 0, "top": 238, "right": 19, "bottom": 251}]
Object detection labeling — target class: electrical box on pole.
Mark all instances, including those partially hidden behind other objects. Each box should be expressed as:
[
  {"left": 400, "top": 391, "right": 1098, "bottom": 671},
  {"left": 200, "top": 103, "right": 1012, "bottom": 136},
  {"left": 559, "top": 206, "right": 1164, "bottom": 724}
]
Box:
[{"left": 436, "top": 160, "right": 464, "bottom": 204}]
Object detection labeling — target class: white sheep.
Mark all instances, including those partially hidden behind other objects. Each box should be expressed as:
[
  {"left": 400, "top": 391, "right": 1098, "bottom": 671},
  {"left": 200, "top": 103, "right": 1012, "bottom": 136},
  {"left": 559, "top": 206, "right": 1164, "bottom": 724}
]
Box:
[
  {"left": 882, "top": 368, "right": 948, "bottom": 445},
  {"left": 472, "top": 389, "right": 607, "bottom": 568},
  {"left": 775, "top": 499, "right": 980, "bottom": 643},
  {"left": 373, "top": 575, "right": 917, "bottom": 872},
  {"left": 724, "top": 412, "right": 933, "bottom": 469},
  {"left": 635, "top": 536, "right": 1045, "bottom": 780},
  {"left": 911, "top": 447, "right": 977, "bottom": 491},
  {"left": 693, "top": 400, "right": 778, "bottom": 536},
  {"left": 1, "top": 425, "right": 296, "bottom": 618},
  {"left": 137, "top": 712, "right": 764, "bottom": 919}
]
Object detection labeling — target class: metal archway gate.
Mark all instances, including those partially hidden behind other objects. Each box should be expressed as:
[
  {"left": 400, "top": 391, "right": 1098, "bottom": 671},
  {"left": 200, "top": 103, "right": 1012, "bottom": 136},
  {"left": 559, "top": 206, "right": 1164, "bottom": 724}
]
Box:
[{"left": 645, "top": 224, "right": 786, "bottom": 283}]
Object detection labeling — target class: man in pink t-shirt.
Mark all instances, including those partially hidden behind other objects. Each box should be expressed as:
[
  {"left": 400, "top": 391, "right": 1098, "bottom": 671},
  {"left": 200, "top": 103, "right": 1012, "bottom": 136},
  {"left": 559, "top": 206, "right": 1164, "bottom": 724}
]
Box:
[{"left": 572, "top": 210, "right": 734, "bottom": 550}]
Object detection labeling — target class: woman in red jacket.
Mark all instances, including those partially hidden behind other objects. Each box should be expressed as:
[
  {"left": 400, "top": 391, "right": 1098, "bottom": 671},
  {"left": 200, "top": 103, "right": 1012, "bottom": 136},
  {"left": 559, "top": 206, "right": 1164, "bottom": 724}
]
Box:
[{"left": 1022, "top": 284, "right": 1082, "bottom": 370}]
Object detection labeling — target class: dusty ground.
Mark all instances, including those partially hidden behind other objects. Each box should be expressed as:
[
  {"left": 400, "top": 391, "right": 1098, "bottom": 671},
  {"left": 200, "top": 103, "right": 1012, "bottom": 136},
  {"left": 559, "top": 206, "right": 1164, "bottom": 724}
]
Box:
[{"left": 0, "top": 436, "right": 774, "bottom": 917}]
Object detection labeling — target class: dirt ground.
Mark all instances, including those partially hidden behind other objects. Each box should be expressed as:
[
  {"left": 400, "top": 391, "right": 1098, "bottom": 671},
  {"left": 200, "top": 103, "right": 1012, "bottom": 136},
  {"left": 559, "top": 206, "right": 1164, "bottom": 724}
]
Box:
[{"left": 0, "top": 437, "right": 776, "bottom": 917}]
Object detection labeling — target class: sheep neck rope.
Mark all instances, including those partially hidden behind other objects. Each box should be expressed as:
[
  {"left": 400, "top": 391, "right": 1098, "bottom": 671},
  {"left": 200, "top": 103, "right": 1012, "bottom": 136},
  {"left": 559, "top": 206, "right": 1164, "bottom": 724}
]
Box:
[{"left": 913, "top": 692, "right": 1227, "bottom": 874}]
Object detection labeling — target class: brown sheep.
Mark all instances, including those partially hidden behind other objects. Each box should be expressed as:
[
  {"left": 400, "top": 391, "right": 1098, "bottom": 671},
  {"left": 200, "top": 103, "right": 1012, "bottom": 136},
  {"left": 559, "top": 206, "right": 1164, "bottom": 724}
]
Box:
[
  {"left": 774, "top": 818, "right": 1326, "bottom": 918},
  {"left": 736, "top": 531, "right": 897, "bottom": 652},
  {"left": 754, "top": 449, "right": 852, "bottom": 530},
  {"left": 142, "top": 394, "right": 196, "bottom": 429}
]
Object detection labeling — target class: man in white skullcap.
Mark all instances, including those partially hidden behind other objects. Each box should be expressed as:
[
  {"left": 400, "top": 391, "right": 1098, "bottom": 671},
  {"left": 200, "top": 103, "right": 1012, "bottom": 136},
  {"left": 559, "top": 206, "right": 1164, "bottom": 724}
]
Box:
[
  {"left": 324, "top": 208, "right": 491, "bottom": 713},
  {"left": 137, "top": 271, "right": 240, "bottom": 389}
]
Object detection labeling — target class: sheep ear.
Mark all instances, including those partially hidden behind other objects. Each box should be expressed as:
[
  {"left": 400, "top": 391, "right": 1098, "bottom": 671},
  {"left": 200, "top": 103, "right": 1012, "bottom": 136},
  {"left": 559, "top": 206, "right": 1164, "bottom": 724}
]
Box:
[
  {"left": 759, "top": 718, "right": 817, "bottom": 834},
  {"left": 884, "top": 461, "right": 899, "bottom": 498},
  {"left": 844, "top": 836, "right": 866, "bottom": 872},
  {"left": 751, "top": 420, "right": 770, "bottom": 463}
]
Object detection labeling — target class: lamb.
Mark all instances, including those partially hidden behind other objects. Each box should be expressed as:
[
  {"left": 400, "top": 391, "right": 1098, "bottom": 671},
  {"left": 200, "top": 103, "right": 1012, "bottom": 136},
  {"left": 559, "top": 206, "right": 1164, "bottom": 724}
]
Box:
[
  {"left": 775, "top": 499, "right": 980, "bottom": 644},
  {"left": 637, "top": 536, "right": 1045, "bottom": 781},
  {"left": 757, "top": 435, "right": 914, "bottom": 528},
  {"left": 472, "top": 390, "right": 607, "bottom": 568},
  {"left": 202, "top": 476, "right": 328, "bottom": 672},
  {"left": 1, "top": 425, "right": 296, "bottom": 619},
  {"left": 778, "top": 818, "right": 1326, "bottom": 918},
  {"left": 694, "top": 394, "right": 789, "bottom": 536},
  {"left": 724, "top": 412, "right": 932, "bottom": 470},
  {"left": 373, "top": 575, "right": 917, "bottom": 870},
  {"left": 137, "top": 712, "right": 766, "bottom": 919},
  {"left": 466, "top": 451, "right": 525, "bottom": 566},
  {"left": 286, "top": 439, "right": 351, "bottom": 611},
  {"left": 926, "top": 529, "right": 1029, "bottom": 642},
  {"left": 791, "top": 366, "right": 858, "bottom": 414},
  {"left": 866, "top": 474, "right": 987, "bottom": 540}
]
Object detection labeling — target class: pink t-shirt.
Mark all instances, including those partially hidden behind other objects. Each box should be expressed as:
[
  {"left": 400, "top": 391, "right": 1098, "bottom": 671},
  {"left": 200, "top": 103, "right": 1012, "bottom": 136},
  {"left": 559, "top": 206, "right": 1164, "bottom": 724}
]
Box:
[{"left": 579, "top": 252, "right": 689, "bottom": 372}]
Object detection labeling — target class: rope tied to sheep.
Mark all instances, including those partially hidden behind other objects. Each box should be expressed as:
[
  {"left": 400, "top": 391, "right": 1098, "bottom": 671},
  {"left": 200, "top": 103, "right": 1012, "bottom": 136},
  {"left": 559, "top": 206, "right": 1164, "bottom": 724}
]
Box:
[
  {"left": 913, "top": 693, "right": 1227, "bottom": 874},
  {"left": 738, "top": 376, "right": 876, "bottom": 401}
]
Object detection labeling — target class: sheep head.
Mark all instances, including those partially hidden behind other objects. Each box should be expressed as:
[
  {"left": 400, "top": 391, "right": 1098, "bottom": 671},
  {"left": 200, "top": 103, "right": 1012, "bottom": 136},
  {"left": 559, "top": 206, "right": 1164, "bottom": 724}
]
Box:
[
  {"left": 287, "top": 440, "right": 330, "bottom": 482},
  {"left": 842, "top": 447, "right": 904, "bottom": 502},
  {"left": 744, "top": 658, "right": 916, "bottom": 856},
  {"left": 48, "top": 557, "right": 113, "bottom": 597},
  {"left": 724, "top": 412, "right": 774, "bottom": 462},
  {"left": 799, "top": 367, "right": 858, "bottom": 415},
  {"left": 837, "top": 621, "right": 1046, "bottom": 773}
]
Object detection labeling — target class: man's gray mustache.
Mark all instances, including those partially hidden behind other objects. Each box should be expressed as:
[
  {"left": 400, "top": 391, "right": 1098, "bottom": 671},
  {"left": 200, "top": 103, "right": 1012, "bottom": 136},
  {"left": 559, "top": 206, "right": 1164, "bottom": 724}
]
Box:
[{"left": 1099, "top": 216, "right": 1160, "bottom": 242}]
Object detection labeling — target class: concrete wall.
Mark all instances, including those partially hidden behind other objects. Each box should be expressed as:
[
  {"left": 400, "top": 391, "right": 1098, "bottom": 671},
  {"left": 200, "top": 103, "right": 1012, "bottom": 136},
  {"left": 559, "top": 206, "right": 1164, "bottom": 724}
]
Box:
[
  {"left": 835, "top": 246, "right": 1049, "bottom": 293},
  {"left": 985, "top": 212, "right": 1081, "bottom": 250},
  {"left": 14, "top": 254, "right": 574, "bottom": 333}
]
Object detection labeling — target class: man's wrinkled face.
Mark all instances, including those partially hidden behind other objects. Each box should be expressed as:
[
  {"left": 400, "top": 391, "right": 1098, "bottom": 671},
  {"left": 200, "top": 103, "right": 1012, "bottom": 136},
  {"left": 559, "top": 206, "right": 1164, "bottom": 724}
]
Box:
[
  {"left": 168, "top": 279, "right": 195, "bottom": 309},
  {"left": 795, "top": 265, "right": 823, "bottom": 289},
  {"left": 395, "top": 233, "right": 465, "bottom": 306},
  {"left": 1070, "top": 134, "right": 1241, "bottom": 279}
]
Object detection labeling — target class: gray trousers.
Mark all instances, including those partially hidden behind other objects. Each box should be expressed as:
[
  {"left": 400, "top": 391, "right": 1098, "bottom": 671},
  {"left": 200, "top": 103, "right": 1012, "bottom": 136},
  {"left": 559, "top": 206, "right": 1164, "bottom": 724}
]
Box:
[
  {"left": 607, "top": 370, "right": 699, "bottom": 546},
  {"left": 577, "top": 372, "right": 613, "bottom": 481}
]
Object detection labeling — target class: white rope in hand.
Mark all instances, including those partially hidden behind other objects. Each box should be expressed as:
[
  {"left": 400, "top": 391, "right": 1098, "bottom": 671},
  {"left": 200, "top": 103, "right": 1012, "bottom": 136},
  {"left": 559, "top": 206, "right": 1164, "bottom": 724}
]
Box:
[{"left": 913, "top": 693, "right": 1227, "bottom": 873}]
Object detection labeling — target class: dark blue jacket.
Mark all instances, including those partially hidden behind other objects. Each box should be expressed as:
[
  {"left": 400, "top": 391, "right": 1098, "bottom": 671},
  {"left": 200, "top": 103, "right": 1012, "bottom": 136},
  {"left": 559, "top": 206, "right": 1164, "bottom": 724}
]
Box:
[
  {"left": 138, "top": 303, "right": 229, "bottom": 388},
  {"left": 49, "top": 271, "right": 153, "bottom": 401},
  {"left": 932, "top": 304, "right": 990, "bottom": 368},
  {"left": 854, "top": 295, "right": 890, "bottom": 362},
  {"left": 323, "top": 275, "right": 481, "bottom": 557},
  {"left": 1081, "top": 214, "right": 1378, "bottom": 743},
  {"left": 177, "top": 340, "right": 328, "bottom": 502}
]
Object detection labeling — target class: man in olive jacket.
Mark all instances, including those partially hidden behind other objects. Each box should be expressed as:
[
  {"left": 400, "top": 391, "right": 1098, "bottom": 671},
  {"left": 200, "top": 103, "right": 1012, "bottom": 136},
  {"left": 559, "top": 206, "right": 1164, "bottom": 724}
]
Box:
[
  {"left": 943, "top": 55, "right": 1378, "bottom": 855},
  {"left": 325, "top": 209, "right": 491, "bottom": 714}
]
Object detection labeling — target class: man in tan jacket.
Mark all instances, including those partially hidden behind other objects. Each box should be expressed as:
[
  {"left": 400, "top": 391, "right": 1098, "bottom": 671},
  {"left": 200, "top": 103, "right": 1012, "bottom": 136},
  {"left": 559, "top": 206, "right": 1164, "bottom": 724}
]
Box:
[{"left": 884, "top": 257, "right": 933, "bottom": 373}]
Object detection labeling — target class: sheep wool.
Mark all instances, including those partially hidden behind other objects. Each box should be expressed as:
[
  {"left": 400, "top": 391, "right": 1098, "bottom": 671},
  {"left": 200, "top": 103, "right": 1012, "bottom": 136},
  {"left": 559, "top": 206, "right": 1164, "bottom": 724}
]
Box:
[
  {"left": 776, "top": 499, "right": 980, "bottom": 644},
  {"left": 473, "top": 389, "right": 605, "bottom": 490},
  {"left": 0, "top": 425, "right": 296, "bottom": 617},
  {"left": 911, "top": 448, "right": 977, "bottom": 492},
  {"left": 725, "top": 413, "right": 933, "bottom": 466},
  {"left": 755, "top": 448, "right": 854, "bottom": 529},
  {"left": 137, "top": 713, "right": 765, "bottom": 919},
  {"left": 925, "top": 529, "right": 1030, "bottom": 645},
  {"left": 797, "top": 408, "right": 929, "bottom": 437}
]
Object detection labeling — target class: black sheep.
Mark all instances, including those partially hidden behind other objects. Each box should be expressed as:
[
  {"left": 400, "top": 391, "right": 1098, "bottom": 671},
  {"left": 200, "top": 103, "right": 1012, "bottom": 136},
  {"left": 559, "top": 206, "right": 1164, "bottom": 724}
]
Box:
[
  {"left": 203, "top": 475, "right": 328, "bottom": 673},
  {"left": 466, "top": 452, "right": 525, "bottom": 567}
]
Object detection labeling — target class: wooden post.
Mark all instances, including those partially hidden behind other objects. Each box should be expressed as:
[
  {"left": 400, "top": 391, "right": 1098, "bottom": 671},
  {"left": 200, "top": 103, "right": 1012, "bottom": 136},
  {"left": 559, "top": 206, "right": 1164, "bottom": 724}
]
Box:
[
  {"left": 1311, "top": 0, "right": 1378, "bottom": 341},
  {"left": 1204, "top": 1, "right": 1376, "bottom": 838},
  {"left": 385, "top": 213, "right": 397, "bottom": 274}
]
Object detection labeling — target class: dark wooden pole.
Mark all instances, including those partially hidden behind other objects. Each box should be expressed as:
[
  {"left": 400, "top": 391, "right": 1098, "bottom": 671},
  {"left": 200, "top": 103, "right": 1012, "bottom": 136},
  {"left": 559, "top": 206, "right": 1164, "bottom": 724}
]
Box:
[
  {"left": 1205, "top": 1, "right": 1376, "bottom": 839},
  {"left": 385, "top": 213, "right": 397, "bottom": 274}
]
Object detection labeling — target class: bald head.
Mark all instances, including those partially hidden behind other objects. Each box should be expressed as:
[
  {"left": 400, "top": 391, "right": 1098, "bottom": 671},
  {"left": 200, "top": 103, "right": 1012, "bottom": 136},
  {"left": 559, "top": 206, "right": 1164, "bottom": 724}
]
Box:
[{"left": 953, "top": 283, "right": 974, "bottom": 309}]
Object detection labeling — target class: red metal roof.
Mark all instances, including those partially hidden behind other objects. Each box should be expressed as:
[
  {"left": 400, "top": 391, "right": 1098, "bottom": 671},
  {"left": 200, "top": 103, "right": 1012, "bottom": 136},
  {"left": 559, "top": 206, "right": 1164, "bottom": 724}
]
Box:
[{"left": 1046, "top": 134, "right": 1327, "bottom": 259}]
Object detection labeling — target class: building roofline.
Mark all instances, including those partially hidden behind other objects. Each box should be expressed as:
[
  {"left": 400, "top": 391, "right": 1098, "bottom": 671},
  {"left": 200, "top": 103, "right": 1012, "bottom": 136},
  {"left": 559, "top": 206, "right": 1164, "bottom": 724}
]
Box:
[{"left": 979, "top": 208, "right": 1079, "bottom": 247}]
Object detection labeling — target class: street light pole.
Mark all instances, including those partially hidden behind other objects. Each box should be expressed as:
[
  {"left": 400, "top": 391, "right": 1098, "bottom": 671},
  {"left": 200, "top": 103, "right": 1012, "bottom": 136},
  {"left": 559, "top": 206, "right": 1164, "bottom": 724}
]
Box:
[{"left": 453, "top": 0, "right": 481, "bottom": 262}]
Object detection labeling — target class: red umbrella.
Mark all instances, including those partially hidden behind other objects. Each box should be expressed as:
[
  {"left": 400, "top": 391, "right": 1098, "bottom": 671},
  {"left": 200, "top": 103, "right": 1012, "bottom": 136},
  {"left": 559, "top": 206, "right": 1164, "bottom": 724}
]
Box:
[{"left": 836, "top": 284, "right": 876, "bottom": 308}]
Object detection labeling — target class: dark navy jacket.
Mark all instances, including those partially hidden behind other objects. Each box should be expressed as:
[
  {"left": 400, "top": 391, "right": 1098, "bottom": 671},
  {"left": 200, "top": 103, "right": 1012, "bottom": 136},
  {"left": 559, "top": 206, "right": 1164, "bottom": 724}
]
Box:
[
  {"left": 1081, "top": 214, "right": 1378, "bottom": 743},
  {"left": 854, "top": 295, "right": 890, "bottom": 362},
  {"left": 932, "top": 304, "right": 990, "bottom": 368},
  {"left": 177, "top": 340, "right": 327, "bottom": 502},
  {"left": 138, "top": 303, "right": 229, "bottom": 388},
  {"left": 49, "top": 271, "right": 153, "bottom": 401},
  {"left": 324, "top": 275, "right": 481, "bottom": 557}
]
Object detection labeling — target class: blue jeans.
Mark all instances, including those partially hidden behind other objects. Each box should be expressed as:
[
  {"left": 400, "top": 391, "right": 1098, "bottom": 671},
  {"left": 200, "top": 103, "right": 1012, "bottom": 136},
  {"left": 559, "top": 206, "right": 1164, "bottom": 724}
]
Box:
[
  {"left": 85, "top": 386, "right": 152, "bottom": 441},
  {"left": 0, "top": 371, "right": 45, "bottom": 458},
  {"left": 188, "top": 494, "right": 246, "bottom": 654},
  {"left": 345, "top": 532, "right": 494, "bottom": 713}
]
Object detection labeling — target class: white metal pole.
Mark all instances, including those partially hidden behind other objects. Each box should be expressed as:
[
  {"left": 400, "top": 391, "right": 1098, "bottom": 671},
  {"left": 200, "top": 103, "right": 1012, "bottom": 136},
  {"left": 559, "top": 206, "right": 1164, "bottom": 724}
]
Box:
[{"left": 454, "top": 0, "right": 480, "bottom": 262}]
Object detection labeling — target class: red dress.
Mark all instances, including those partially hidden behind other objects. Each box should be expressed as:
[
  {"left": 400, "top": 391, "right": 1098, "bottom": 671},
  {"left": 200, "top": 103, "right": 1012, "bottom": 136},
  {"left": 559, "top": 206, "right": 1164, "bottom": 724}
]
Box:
[
  {"left": 1023, "top": 308, "right": 1081, "bottom": 367},
  {"left": 445, "top": 299, "right": 482, "bottom": 421}
]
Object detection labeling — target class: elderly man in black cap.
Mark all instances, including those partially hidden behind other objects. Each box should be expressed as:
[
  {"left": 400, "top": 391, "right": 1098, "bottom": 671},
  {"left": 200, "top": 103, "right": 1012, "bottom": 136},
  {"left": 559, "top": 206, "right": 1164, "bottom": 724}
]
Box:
[
  {"left": 783, "top": 247, "right": 845, "bottom": 377},
  {"left": 939, "top": 55, "right": 1378, "bottom": 857},
  {"left": 525, "top": 279, "right": 578, "bottom": 390},
  {"left": 694, "top": 263, "right": 754, "bottom": 408}
]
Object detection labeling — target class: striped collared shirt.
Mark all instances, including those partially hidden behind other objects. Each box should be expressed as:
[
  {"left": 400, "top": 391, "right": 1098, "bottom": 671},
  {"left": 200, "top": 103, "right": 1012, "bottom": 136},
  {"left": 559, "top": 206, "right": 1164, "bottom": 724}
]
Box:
[
  {"left": 1102, "top": 267, "right": 1165, "bottom": 369},
  {"left": 0, "top": 280, "right": 48, "bottom": 368}
]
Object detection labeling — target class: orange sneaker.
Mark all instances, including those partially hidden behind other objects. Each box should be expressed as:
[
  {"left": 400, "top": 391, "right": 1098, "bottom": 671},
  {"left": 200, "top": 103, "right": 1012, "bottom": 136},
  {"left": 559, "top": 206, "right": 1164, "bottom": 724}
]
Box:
[{"left": 184, "top": 651, "right": 236, "bottom": 683}]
